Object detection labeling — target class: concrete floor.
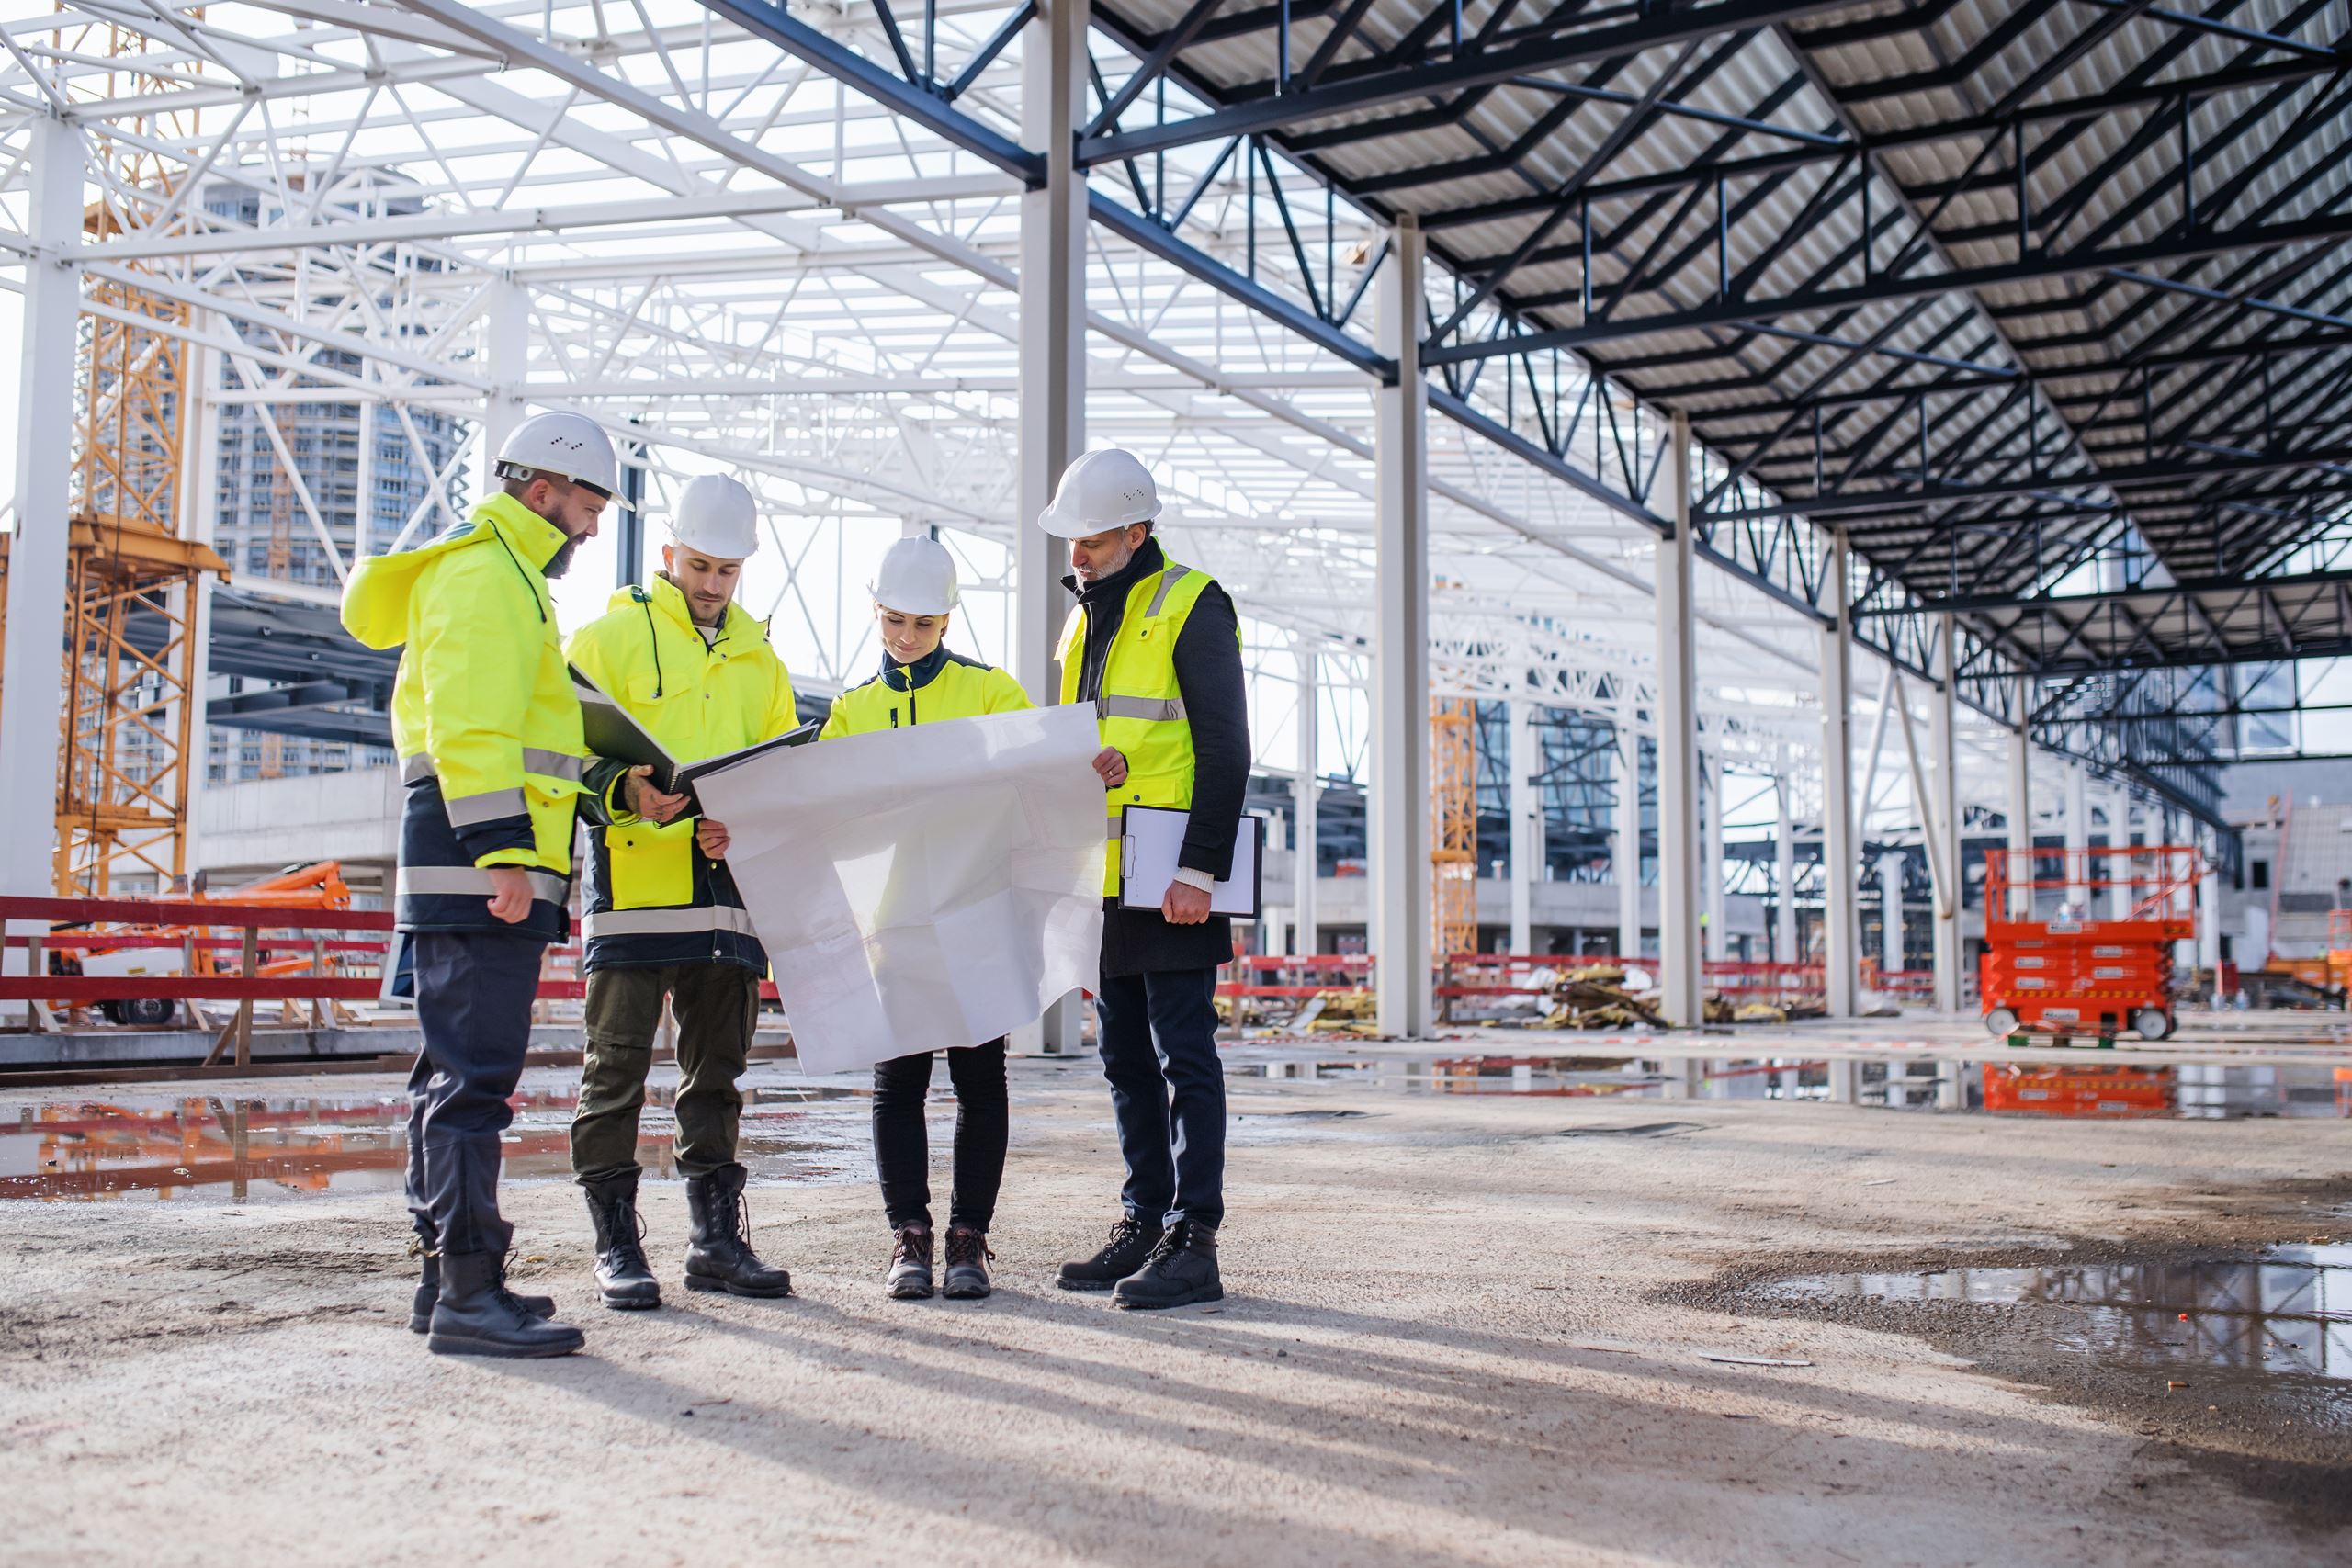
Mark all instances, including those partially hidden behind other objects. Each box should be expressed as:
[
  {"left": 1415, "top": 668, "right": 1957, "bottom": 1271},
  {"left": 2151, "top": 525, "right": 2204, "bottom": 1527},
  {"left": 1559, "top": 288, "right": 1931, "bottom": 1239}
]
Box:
[{"left": 2, "top": 1033, "right": 2347, "bottom": 1565}]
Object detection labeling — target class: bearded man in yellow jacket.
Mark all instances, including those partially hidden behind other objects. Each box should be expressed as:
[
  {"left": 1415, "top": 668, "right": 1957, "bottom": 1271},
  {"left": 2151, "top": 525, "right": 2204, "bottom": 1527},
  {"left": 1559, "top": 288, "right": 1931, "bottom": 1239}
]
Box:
[
  {"left": 565, "top": 475, "right": 797, "bottom": 1310},
  {"left": 342, "top": 411, "right": 623, "bottom": 1359}
]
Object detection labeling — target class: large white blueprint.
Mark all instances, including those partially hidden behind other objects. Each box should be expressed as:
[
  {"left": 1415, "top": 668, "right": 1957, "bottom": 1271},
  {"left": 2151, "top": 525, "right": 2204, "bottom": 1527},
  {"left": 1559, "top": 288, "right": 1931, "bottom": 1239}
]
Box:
[{"left": 690, "top": 704, "right": 1106, "bottom": 1074}]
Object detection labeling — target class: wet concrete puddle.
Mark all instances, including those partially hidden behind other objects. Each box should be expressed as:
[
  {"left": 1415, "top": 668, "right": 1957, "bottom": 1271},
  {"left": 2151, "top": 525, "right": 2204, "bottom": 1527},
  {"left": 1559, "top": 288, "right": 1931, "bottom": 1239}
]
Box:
[
  {"left": 0, "top": 1082, "right": 871, "bottom": 1201},
  {"left": 1769, "top": 1246, "right": 2352, "bottom": 1390},
  {"left": 1231, "top": 1053, "right": 2352, "bottom": 1118}
]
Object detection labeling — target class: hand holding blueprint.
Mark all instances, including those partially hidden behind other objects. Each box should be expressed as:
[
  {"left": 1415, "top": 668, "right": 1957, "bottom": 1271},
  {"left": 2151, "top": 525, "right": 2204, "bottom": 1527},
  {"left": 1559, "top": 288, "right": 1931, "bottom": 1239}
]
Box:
[{"left": 690, "top": 704, "right": 1107, "bottom": 1074}]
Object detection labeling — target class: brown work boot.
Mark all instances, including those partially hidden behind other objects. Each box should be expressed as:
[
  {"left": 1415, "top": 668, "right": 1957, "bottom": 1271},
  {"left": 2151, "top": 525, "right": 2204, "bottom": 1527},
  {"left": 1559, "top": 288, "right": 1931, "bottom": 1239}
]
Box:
[
  {"left": 943, "top": 1225, "right": 994, "bottom": 1300},
  {"left": 887, "top": 1223, "right": 934, "bottom": 1300}
]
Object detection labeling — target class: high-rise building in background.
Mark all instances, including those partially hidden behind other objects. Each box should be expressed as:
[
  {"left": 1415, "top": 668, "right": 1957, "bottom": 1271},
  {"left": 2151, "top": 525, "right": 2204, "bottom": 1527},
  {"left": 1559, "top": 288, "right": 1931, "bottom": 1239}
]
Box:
[{"left": 200, "top": 180, "right": 470, "bottom": 784}]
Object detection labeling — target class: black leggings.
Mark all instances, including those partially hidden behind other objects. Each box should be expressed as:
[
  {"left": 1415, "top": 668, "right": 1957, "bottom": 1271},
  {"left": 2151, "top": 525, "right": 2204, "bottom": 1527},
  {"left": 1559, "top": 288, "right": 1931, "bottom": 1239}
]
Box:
[{"left": 870, "top": 1039, "right": 1007, "bottom": 1233}]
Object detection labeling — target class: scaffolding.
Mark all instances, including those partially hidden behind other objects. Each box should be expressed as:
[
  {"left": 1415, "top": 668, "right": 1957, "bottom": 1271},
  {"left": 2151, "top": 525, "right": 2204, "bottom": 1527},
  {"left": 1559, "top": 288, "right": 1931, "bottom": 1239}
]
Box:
[{"left": 1431, "top": 698, "right": 1477, "bottom": 960}]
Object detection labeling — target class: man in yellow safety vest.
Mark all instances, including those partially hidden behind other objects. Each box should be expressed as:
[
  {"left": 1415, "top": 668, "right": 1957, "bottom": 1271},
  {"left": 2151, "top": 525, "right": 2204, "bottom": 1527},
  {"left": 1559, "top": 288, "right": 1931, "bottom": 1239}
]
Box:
[
  {"left": 565, "top": 474, "right": 798, "bottom": 1310},
  {"left": 1040, "top": 449, "right": 1251, "bottom": 1310}
]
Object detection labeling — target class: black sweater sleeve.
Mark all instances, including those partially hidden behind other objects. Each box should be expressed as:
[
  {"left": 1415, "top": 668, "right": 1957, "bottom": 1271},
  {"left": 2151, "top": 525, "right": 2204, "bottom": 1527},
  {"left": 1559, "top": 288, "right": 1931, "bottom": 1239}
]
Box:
[{"left": 1170, "top": 582, "right": 1251, "bottom": 876}]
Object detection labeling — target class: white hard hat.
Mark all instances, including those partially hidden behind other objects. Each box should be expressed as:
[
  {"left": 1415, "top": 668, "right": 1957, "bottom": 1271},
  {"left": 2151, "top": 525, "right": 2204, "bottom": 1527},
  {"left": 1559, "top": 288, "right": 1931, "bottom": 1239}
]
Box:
[
  {"left": 495, "top": 411, "right": 633, "bottom": 508},
  {"left": 869, "top": 536, "right": 959, "bottom": 615},
  {"left": 1035, "top": 447, "right": 1161, "bottom": 537},
  {"left": 668, "top": 474, "right": 761, "bottom": 559}
]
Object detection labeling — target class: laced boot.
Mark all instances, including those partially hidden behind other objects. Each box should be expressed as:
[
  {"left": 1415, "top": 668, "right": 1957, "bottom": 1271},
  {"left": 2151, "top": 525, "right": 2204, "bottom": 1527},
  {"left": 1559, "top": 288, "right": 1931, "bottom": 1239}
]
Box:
[
  {"left": 684, "top": 1164, "right": 793, "bottom": 1298},
  {"left": 1055, "top": 1215, "right": 1163, "bottom": 1292},
  {"left": 886, "top": 1224, "right": 934, "bottom": 1300},
  {"left": 426, "top": 1250, "right": 586, "bottom": 1359},
  {"left": 409, "top": 1235, "right": 552, "bottom": 1333},
  {"left": 582, "top": 1171, "right": 662, "bottom": 1311},
  {"left": 943, "top": 1225, "right": 994, "bottom": 1300},
  {"left": 1112, "top": 1220, "right": 1223, "bottom": 1310}
]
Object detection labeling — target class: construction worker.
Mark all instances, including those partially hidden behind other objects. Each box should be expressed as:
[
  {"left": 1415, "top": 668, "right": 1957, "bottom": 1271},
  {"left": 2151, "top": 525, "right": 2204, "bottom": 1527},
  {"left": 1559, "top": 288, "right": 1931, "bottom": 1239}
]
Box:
[
  {"left": 1041, "top": 449, "right": 1250, "bottom": 1310},
  {"left": 341, "top": 410, "right": 624, "bottom": 1359},
  {"left": 819, "top": 536, "right": 1040, "bottom": 1302},
  {"left": 565, "top": 473, "right": 797, "bottom": 1310}
]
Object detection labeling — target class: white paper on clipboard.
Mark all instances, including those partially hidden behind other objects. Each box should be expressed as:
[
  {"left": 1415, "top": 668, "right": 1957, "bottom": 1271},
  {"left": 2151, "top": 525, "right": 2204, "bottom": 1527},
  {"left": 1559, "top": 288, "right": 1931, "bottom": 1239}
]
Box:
[{"left": 1118, "top": 805, "right": 1263, "bottom": 918}]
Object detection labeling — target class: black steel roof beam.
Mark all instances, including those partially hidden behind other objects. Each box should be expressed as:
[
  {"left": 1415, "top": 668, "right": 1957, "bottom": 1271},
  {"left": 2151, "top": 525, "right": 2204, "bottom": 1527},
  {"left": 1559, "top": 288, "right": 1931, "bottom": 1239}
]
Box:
[
  {"left": 1705, "top": 443, "right": 2352, "bottom": 520},
  {"left": 1893, "top": 564, "right": 2352, "bottom": 617},
  {"left": 2085, "top": 0, "right": 2344, "bottom": 61},
  {"left": 1076, "top": 0, "right": 1855, "bottom": 165},
  {"left": 1345, "top": 54, "right": 1628, "bottom": 197},
  {"left": 1428, "top": 210, "right": 2352, "bottom": 362}
]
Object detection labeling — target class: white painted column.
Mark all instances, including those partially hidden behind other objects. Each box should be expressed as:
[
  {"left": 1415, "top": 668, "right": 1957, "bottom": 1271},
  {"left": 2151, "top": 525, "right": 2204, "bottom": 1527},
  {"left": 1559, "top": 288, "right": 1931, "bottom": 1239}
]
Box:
[
  {"left": 1372, "top": 215, "right": 1431, "bottom": 1039},
  {"left": 1879, "top": 850, "right": 1908, "bottom": 977},
  {"left": 2106, "top": 782, "right": 2132, "bottom": 922},
  {"left": 1293, "top": 644, "right": 1318, "bottom": 957},
  {"left": 1819, "top": 530, "right": 1860, "bottom": 1017},
  {"left": 1509, "top": 698, "right": 1537, "bottom": 955},
  {"left": 1015, "top": 0, "right": 1089, "bottom": 1053},
  {"left": 1703, "top": 753, "right": 1728, "bottom": 964},
  {"left": 0, "top": 118, "right": 85, "bottom": 899},
  {"left": 179, "top": 337, "right": 223, "bottom": 879},
  {"left": 482, "top": 278, "right": 529, "bottom": 464},
  {"left": 2007, "top": 679, "right": 2033, "bottom": 920},
  {"left": 1654, "top": 412, "right": 1702, "bottom": 1027},
  {"left": 1928, "top": 614, "right": 1962, "bottom": 1013},
  {"left": 2196, "top": 824, "right": 2222, "bottom": 992},
  {"left": 1773, "top": 773, "right": 1797, "bottom": 964},
  {"left": 1614, "top": 709, "right": 1641, "bottom": 961},
  {"left": 2064, "top": 760, "right": 2089, "bottom": 919}
]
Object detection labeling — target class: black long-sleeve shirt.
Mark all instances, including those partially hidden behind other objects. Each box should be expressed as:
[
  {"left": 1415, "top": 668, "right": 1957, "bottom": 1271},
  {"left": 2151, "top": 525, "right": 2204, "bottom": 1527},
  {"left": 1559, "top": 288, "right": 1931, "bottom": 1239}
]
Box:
[{"left": 1067, "top": 536, "right": 1251, "bottom": 977}]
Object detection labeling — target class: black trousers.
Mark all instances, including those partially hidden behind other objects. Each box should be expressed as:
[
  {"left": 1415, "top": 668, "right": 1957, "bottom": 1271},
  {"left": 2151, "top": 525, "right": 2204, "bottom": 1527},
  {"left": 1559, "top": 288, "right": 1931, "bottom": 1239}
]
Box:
[
  {"left": 402, "top": 930, "right": 544, "bottom": 1258},
  {"left": 869, "top": 1039, "right": 1007, "bottom": 1233},
  {"left": 1093, "top": 966, "right": 1225, "bottom": 1230}
]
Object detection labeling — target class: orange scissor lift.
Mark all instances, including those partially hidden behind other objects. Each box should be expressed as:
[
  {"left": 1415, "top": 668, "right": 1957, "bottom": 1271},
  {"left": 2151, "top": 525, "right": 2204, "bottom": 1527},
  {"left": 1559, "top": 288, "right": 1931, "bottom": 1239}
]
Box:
[{"left": 1981, "top": 844, "right": 2199, "bottom": 1043}]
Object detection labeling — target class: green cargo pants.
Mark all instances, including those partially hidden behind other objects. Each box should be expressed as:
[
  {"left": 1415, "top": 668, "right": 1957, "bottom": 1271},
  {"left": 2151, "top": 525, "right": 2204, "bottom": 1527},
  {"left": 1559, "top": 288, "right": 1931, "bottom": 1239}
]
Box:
[{"left": 571, "top": 963, "right": 760, "bottom": 1183}]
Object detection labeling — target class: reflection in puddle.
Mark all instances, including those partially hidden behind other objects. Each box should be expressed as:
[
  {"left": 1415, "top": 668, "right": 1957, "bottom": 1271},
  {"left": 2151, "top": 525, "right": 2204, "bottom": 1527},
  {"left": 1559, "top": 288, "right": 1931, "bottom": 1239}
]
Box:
[
  {"left": 0, "top": 1083, "right": 871, "bottom": 1202},
  {"left": 1229, "top": 1054, "right": 2352, "bottom": 1118},
  {"left": 1771, "top": 1247, "right": 2352, "bottom": 1384}
]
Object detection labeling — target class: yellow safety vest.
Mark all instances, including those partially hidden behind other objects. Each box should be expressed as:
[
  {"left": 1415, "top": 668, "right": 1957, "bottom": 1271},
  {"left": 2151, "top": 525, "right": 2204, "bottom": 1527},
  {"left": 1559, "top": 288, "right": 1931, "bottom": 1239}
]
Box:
[
  {"left": 1057, "top": 557, "right": 1222, "bottom": 896},
  {"left": 565, "top": 575, "right": 797, "bottom": 967},
  {"left": 342, "top": 492, "right": 586, "bottom": 938},
  {"left": 820, "top": 646, "right": 1032, "bottom": 738}
]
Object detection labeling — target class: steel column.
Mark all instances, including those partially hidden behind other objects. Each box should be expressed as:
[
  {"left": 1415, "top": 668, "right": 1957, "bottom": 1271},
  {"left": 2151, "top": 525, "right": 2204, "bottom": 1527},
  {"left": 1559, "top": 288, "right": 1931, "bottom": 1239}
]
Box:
[
  {"left": 1373, "top": 216, "right": 1431, "bottom": 1037},
  {"left": 1510, "top": 698, "right": 1537, "bottom": 956},
  {"left": 1879, "top": 850, "right": 1907, "bottom": 977},
  {"left": 1614, "top": 707, "right": 1642, "bottom": 962},
  {"left": 1704, "top": 753, "right": 1728, "bottom": 963},
  {"left": 482, "top": 278, "right": 529, "bottom": 466},
  {"left": 1773, "top": 773, "right": 1797, "bottom": 964},
  {"left": 1294, "top": 644, "right": 1319, "bottom": 957},
  {"left": 1016, "top": 0, "right": 1090, "bottom": 1054},
  {"left": 0, "top": 118, "right": 85, "bottom": 899},
  {"left": 1820, "top": 529, "right": 1859, "bottom": 1017},
  {"left": 1928, "top": 614, "right": 1962, "bottom": 1014},
  {"left": 1654, "top": 412, "right": 1702, "bottom": 1026},
  {"left": 2007, "top": 678, "right": 2033, "bottom": 919},
  {"left": 2064, "top": 760, "right": 2090, "bottom": 919}
]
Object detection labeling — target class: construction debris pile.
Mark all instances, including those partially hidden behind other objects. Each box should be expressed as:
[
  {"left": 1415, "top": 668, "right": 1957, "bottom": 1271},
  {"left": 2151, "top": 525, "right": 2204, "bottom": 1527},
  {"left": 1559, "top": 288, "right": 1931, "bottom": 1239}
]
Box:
[{"left": 1537, "top": 965, "right": 1664, "bottom": 1030}]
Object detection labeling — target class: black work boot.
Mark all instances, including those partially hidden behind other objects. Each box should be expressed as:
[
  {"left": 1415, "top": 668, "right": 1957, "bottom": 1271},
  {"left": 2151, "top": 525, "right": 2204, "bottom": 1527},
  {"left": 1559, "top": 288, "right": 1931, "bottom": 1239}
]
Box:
[
  {"left": 943, "top": 1225, "right": 994, "bottom": 1301},
  {"left": 886, "top": 1224, "right": 934, "bottom": 1300},
  {"left": 409, "top": 1241, "right": 555, "bottom": 1333},
  {"left": 684, "top": 1164, "right": 792, "bottom": 1298},
  {"left": 1056, "top": 1214, "right": 1163, "bottom": 1292},
  {"left": 426, "top": 1250, "right": 586, "bottom": 1359},
  {"left": 1113, "top": 1220, "right": 1223, "bottom": 1310},
  {"left": 582, "top": 1171, "right": 662, "bottom": 1311}
]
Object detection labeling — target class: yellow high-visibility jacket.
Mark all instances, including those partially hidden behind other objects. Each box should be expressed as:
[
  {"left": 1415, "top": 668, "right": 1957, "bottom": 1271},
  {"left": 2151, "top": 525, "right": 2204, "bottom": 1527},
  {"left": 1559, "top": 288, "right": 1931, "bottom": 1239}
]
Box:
[
  {"left": 342, "top": 492, "right": 586, "bottom": 942},
  {"left": 568, "top": 574, "right": 797, "bottom": 972},
  {"left": 820, "top": 644, "right": 1032, "bottom": 739},
  {"left": 1057, "top": 557, "right": 1219, "bottom": 896}
]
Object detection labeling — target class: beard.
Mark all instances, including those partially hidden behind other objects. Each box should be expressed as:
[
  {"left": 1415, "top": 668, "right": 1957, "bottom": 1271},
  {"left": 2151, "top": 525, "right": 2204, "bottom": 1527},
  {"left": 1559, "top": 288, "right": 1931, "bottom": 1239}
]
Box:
[{"left": 544, "top": 534, "right": 582, "bottom": 579}]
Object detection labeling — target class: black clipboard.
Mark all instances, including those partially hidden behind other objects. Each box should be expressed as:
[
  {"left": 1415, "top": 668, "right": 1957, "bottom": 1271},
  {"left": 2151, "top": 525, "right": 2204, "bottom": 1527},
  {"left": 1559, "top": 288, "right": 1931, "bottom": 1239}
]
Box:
[{"left": 571, "top": 662, "right": 817, "bottom": 810}]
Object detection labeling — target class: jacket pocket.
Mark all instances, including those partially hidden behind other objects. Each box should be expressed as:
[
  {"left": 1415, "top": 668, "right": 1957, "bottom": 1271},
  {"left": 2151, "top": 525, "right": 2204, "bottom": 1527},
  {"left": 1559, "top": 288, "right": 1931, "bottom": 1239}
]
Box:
[{"left": 605, "top": 818, "right": 694, "bottom": 908}]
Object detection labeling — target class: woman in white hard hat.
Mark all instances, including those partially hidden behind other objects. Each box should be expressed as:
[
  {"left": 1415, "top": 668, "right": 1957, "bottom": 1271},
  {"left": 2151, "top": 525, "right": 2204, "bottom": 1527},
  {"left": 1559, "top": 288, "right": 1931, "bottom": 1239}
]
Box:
[{"left": 820, "top": 536, "right": 1033, "bottom": 1301}]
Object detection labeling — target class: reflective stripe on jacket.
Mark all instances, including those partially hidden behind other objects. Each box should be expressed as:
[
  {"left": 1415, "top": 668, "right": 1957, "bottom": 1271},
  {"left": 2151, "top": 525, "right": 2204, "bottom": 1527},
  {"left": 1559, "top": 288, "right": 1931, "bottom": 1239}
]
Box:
[
  {"left": 566, "top": 574, "right": 797, "bottom": 972},
  {"left": 341, "top": 492, "right": 585, "bottom": 941},
  {"left": 819, "top": 644, "right": 1032, "bottom": 739},
  {"left": 1056, "top": 557, "right": 1219, "bottom": 897}
]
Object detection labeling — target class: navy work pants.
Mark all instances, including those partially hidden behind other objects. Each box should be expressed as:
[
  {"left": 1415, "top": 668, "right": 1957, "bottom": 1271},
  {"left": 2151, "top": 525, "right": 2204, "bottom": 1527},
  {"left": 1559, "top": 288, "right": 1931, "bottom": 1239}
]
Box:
[
  {"left": 401, "top": 930, "right": 544, "bottom": 1258},
  {"left": 1092, "top": 966, "right": 1225, "bottom": 1230}
]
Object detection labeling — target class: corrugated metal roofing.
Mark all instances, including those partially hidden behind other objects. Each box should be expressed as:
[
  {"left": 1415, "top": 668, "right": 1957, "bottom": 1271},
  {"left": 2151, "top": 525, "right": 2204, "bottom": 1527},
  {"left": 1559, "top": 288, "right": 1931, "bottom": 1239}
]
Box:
[{"left": 1091, "top": 0, "right": 2352, "bottom": 636}]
